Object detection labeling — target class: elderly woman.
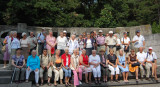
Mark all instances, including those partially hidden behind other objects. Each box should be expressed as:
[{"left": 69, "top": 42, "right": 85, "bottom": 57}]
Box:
[
  {"left": 79, "top": 49, "right": 92, "bottom": 84},
  {"left": 121, "top": 32, "right": 130, "bottom": 57},
  {"left": 46, "top": 29, "right": 56, "bottom": 56},
  {"left": 89, "top": 50, "right": 101, "bottom": 84},
  {"left": 84, "top": 33, "right": 94, "bottom": 56},
  {"left": 114, "top": 34, "right": 121, "bottom": 56},
  {"left": 27, "top": 32, "right": 37, "bottom": 55},
  {"left": 117, "top": 50, "right": 129, "bottom": 82},
  {"left": 50, "top": 49, "right": 63, "bottom": 86},
  {"left": 9, "top": 31, "right": 21, "bottom": 69},
  {"left": 99, "top": 48, "right": 108, "bottom": 82},
  {"left": 67, "top": 34, "right": 79, "bottom": 55},
  {"left": 25, "top": 50, "right": 40, "bottom": 87},
  {"left": 57, "top": 32, "right": 68, "bottom": 56},
  {"left": 62, "top": 48, "right": 72, "bottom": 86},
  {"left": 128, "top": 49, "right": 139, "bottom": 82},
  {"left": 20, "top": 32, "right": 30, "bottom": 60},
  {"left": 107, "top": 49, "right": 119, "bottom": 82},
  {"left": 3, "top": 31, "right": 13, "bottom": 68},
  {"left": 12, "top": 48, "right": 25, "bottom": 83},
  {"left": 70, "top": 49, "right": 82, "bottom": 87},
  {"left": 78, "top": 34, "right": 84, "bottom": 55}
]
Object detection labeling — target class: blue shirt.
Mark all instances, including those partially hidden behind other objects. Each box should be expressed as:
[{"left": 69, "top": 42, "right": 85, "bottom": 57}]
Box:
[
  {"left": 27, "top": 55, "right": 40, "bottom": 70},
  {"left": 11, "top": 38, "right": 20, "bottom": 49},
  {"left": 37, "top": 32, "right": 45, "bottom": 43}
]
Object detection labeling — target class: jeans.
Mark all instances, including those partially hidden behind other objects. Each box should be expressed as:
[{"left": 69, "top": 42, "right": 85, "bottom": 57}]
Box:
[
  {"left": 62, "top": 66, "right": 71, "bottom": 77},
  {"left": 26, "top": 69, "right": 39, "bottom": 83}
]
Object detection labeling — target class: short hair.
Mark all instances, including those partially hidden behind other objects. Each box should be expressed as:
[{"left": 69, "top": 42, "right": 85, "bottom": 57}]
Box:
[
  {"left": 32, "top": 50, "right": 36, "bottom": 53},
  {"left": 64, "top": 47, "right": 69, "bottom": 51},
  {"left": 43, "top": 48, "right": 47, "bottom": 51},
  {"left": 22, "top": 32, "right": 27, "bottom": 37},
  {"left": 82, "top": 49, "right": 86, "bottom": 52},
  {"left": 92, "top": 50, "right": 96, "bottom": 52},
  {"left": 16, "top": 48, "right": 22, "bottom": 51},
  {"left": 109, "top": 48, "right": 114, "bottom": 52},
  {"left": 9, "top": 31, "right": 14, "bottom": 35},
  {"left": 13, "top": 31, "right": 17, "bottom": 34}
]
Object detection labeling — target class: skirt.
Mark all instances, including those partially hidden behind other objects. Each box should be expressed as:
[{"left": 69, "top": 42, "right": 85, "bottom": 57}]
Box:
[{"left": 118, "top": 65, "right": 129, "bottom": 72}]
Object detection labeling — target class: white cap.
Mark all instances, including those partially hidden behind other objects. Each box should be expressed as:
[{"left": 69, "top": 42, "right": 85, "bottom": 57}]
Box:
[
  {"left": 63, "top": 30, "right": 67, "bottom": 33},
  {"left": 148, "top": 47, "right": 153, "bottom": 50},
  {"left": 22, "top": 32, "right": 27, "bottom": 37},
  {"left": 99, "top": 30, "right": 103, "bottom": 32},
  {"left": 109, "top": 31, "right": 113, "bottom": 34}
]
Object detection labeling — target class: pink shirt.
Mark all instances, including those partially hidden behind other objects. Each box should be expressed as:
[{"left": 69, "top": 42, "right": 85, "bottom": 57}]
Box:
[
  {"left": 96, "top": 36, "right": 105, "bottom": 45},
  {"left": 46, "top": 35, "right": 56, "bottom": 50}
]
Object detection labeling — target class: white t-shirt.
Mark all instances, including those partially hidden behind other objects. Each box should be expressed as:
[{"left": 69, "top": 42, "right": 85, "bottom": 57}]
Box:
[
  {"left": 20, "top": 39, "right": 29, "bottom": 47},
  {"left": 117, "top": 38, "right": 121, "bottom": 45},
  {"left": 137, "top": 52, "right": 146, "bottom": 62},
  {"left": 57, "top": 36, "right": 68, "bottom": 50},
  {"left": 146, "top": 52, "right": 157, "bottom": 62},
  {"left": 66, "top": 58, "right": 68, "bottom": 66},
  {"left": 132, "top": 35, "right": 145, "bottom": 48},
  {"left": 121, "top": 37, "right": 130, "bottom": 48},
  {"left": 86, "top": 39, "right": 92, "bottom": 48},
  {"left": 27, "top": 36, "right": 37, "bottom": 49}
]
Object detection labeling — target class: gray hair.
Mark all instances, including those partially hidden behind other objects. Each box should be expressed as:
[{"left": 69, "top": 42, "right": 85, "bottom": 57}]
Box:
[
  {"left": 13, "top": 31, "right": 17, "bottom": 34},
  {"left": 92, "top": 50, "right": 97, "bottom": 52},
  {"left": 32, "top": 50, "right": 37, "bottom": 53},
  {"left": 22, "top": 32, "right": 27, "bottom": 37},
  {"left": 64, "top": 47, "right": 69, "bottom": 51},
  {"left": 82, "top": 49, "right": 86, "bottom": 52}
]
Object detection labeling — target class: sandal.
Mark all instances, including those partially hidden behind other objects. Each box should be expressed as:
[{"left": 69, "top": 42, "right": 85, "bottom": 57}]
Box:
[{"left": 47, "top": 82, "right": 51, "bottom": 86}]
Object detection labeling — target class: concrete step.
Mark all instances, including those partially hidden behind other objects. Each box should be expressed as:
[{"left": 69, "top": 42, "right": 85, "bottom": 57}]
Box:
[
  {"left": 0, "top": 82, "right": 32, "bottom": 87},
  {"left": 0, "top": 70, "right": 12, "bottom": 76},
  {"left": 0, "top": 76, "right": 11, "bottom": 84}
]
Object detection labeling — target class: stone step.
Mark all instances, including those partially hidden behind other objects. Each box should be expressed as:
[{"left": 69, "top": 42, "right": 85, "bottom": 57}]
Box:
[
  {"left": 0, "top": 70, "right": 12, "bottom": 76},
  {"left": 0, "top": 76, "right": 11, "bottom": 84},
  {"left": 0, "top": 82, "right": 32, "bottom": 87}
]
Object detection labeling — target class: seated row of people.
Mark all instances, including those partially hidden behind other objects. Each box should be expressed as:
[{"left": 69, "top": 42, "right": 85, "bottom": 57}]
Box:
[{"left": 11, "top": 46, "right": 158, "bottom": 87}]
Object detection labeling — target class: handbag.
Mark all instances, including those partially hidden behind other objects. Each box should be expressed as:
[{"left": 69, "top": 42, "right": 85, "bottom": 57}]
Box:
[
  {"left": 116, "top": 45, "right": 121, "bottom": 50},
  {"left": 2, "top": 45, "right": 6, "bottom": 52},
  {"left": 131, "top": 62, "right": 140, "bottom": 67}
]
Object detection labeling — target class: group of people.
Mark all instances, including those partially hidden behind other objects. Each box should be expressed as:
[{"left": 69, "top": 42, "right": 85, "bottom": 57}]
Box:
[{"left": 2, "top": 28, "right": 159, "bottom": 87}]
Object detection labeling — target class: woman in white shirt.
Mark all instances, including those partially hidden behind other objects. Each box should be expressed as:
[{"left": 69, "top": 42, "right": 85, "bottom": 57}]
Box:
[
  {"left": 57, "top": 32, "right": 68, "bottom": 56},
  {"left": 20, "top": 32, "right": 30, "bottom": 60},
  {"left": 114, "top": 34, "right": 121, "bottom": 56},
  {"left": 84, "top": 33, "right": 94, "bottom": 56},
  {"left": 121, "top": 32, "right": 130, "bottom": 57}
]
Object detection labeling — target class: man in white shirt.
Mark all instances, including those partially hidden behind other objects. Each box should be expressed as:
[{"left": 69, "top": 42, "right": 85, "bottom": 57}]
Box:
[
  {"left": 57, "top": 32, "right": 68, "bottom": 56},
  {"left": 132, "top": 30, "right": 145, "bottom": 53},
  {"left": 137, "top": 47, "right": 146, "bottom": 80},
  {"left": 145, "top": 47, "right": 158, "bottom": 82}
]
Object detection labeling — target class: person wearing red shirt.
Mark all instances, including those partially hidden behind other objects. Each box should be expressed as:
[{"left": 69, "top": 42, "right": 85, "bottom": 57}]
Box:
[
  {"left": 62, "top": 48, "right": 71, "bottom": 86},
  {"left": 79, "top": 49, "right": 92, "bottom": 84}
]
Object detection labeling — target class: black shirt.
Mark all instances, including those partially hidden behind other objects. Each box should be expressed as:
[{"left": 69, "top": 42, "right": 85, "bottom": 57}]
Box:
[{"left": 107, "top": 54, "right": 117, "bottom": 65}]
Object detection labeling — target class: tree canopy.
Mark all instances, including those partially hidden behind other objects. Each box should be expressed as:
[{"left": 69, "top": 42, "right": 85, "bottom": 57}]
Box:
[{"left": 0, "top": 0, "right": 160, "bottom": 33}]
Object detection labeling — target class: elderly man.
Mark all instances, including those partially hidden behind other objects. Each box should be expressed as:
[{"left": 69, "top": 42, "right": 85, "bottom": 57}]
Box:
[
  {"left": 96, "top": 30, "right": 105, "bottom": 53},
  {"left": 132, "top": 30, "right": 145, "bottom": 53},
  {"left": 57, "top": 32, "right": 68, "bottom": 56},
  {"left": 27, "top": 32, "right": 37, "bottom": 55},
  {"left": 89, "top": 50, "right": 101, "bottom": 84},
  {"left": 37, "top": 28, "right": 46, "bottom": 56},
  {"left": 26, "top": 50, "right": 40, "bottom": 87},
  {"left": 67, "top": 34, "right": 79, "bottom": 55},
  {"left": 145, "top": 47, "right": 158, "bottom": 82},
  {"left": 105, "top": 31, "right": 117, "bottom": 54},
  {"left": 137, "top": 47, "right": 146, "bottom": 80},
  {"left": 39, "top": 49, "right": 52, "bottom": 86}
]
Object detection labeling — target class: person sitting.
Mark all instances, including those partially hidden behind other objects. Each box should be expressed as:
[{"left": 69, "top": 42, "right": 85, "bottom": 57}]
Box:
[
  {"left": 79, "top": 49, "right": 92, "bottom": 84},
  {"left": 39, "top": 49, "right": 52, "bottom": 86},
  {"left": 128, "top": 49, "right": 139, "bottom": 83},
  {"left": 25, "top": 50, "right": 40, "bottom": 87},
  {"left": 107, "top": 49, "right": 120, "bottom": 82},
  {"left": 117, "top": 50, "right": 129, "bottom": 82},
  {"left": 99, "top": 48, "right": 109, "bottom": 83},
  {"left": 70, "top": 49, "right": 82, "bottom": 87},
  {"left": 62, "top": 48, "right": 72, "bottom": 86},
  {"left": 89, "top": 50, "right": 101, "bottom": 84},
  {"left": 11, "top": 48, "right": 25, "bottom": 83},
  {"left": 145, "top": 47, "right": 158, "bottom": 82},
  {"left": 50, "top": 49, "right": 63, "bottom": 86},
  {"left": 137, "top": 47, "right": 146, "bottom": 81}
]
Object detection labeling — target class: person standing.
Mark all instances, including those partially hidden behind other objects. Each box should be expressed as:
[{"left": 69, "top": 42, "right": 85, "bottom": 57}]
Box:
[
  {"left": 78, "top": 34, "right": 84, "bottom": 55},
  {"left": 96, "top": 30, "right": 105, "bottom": 54},
  {"left": 137, "top": 47, "right": 146, "bottom": 80},
  {"left": 20, "top": 32, "right": 30, "bottom": 60},
  {"left": 57, "top": 32, "right": 68, "bottom": 56},
  {"left": 67, "top": 34, "right": 79, "bottom": 55},
  {"left": 114, "top": 34, "right": 121, "bottom": 56},
  {"left": 27, "top": 32, "right": 37, "bottom": 55},
  {"left": 46, "top": 29, "right": 57, "bottom": 56},
  {"left": 132, "top": 30, "right": 145, "bottom": 53},
  {"left": 105, "top": 31, "right": 117, "bottom": 54},
  {"left": 9, "top": 31, "right": 20, "bottom": 69},
  {"left": 3, "top": 31, "right": 13, "bottom": 68},
  {"left": 37, "top": 28, "right": 46, "bottom": 56},
  {"left": 84, "top": 33, "right": 94, "bottom": 56},
  {"left": 121, "top": 32, "right": 130, "bottom": 57},
  {"left": 89, "top": 50, "right": 101, "bottom": 84}
]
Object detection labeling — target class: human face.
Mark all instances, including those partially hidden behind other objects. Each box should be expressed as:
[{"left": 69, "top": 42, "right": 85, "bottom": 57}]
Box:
[
  {"left": 124, "top": 33, "right": 127, "bottom": 37},
  {"left": 32, "top": 51, "right": 36, "bottom": 57},
  {"left": 43, "top": 50, "right": 47, "bottom": 56},
  {"left": 136, "top": 32, "right": 140, "bottom": 36},
  {"left": 71, "top": 35, "right": 75, "bottom": 40},
  {"left": 149, "top": 49, "right": 152, "bottom": 54},
  {"left": 82, "top": 50, "right": 86, "bottom": 55},
  {"left": 110, "top": 50, "right": 113, "bottom": 55},
  {"left": 92, "top": 51, "right": 96, "bottom": 56},
  {"left": 139, "top": 47, "right": 143, "bottom": 53},
  {"left": 109, "top": 33, "right": 113, "bottom": 37},
  {"left": 49, "top": 32, "right": 53, "bottom": 36},
  {"left": 23, "top": 34, "right": 27, "bottom": 39},
  {"left": 119, "top": 50, "right": 123, "bottom": 56},
  {"left": 56, "top": 50, "right": 60, "bottom": 56},
  {"left": 100, "top": 51, "right": 105, "bottom": 55},
  {"left": 73, "top": 50, "right": 77, "bottom": 55},
  {"left": 65, "top": 49, "right": 69, "bottom": 54},
  {"left": 60, "top": 32, "right": 63, "bottom": 37},
  {"left": 16, "top": 50, "right": 21, "bottom": 55},
  {"left": 106, "top": 34, "right": 109, "bottom": 37},
  {"left": 63, "top": 33, "right": 66, "bottom": 36},
  {"left": 99, "top": 32, "right": 103, "bottom": 36},
  {"left": 131, "top": 50, "right": 135, "bottom": 55},
  {"left": 87, "top": 34, "right": 90, "bottom": 39},
  {"left": 30, "top": 32, "right": 34, "bottom": 37},
  {"left": 79, "top": 35, "right": 82, "bottom": 39}
]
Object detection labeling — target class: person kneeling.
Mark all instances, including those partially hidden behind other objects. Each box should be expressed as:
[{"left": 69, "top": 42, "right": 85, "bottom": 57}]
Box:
[
  {"left": 117, "top": 50, "right": 129, "bottom": 82},
  {"left": 39, "top": 49, "right": 52, "bottom": 86},
  {"left": 89, "top": 50, "right": 101, "bottom": 84},
  {"left": 12, "top": 48, "right": 26, "bottom": 83},
  {"left": 25, "top": 50, "right": 40, "bottom": 87}
]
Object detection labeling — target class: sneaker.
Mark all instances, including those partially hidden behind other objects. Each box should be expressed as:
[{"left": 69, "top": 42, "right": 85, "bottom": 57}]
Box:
[{"left": 146, "top": 78, "right": 150, "bottom": 81}]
